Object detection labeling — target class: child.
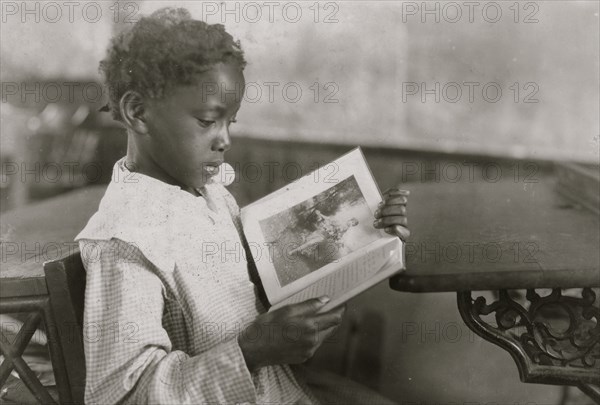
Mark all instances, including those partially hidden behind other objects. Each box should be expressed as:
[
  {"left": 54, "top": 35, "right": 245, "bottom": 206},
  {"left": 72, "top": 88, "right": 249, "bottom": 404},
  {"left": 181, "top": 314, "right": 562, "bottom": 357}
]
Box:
[{"left": 76, "top": 7, "right": 410, "bottom": 404}]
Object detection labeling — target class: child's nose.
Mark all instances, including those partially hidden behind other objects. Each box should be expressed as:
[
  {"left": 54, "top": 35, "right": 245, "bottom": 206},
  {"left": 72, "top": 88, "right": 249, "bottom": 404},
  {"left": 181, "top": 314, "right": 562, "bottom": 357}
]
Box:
[{"left": 212, "top": 126, "right": 231, "bottom": 152}]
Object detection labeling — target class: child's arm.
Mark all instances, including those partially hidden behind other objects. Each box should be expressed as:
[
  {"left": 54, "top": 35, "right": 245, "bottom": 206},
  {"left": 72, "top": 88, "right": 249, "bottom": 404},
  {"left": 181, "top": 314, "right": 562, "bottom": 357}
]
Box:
[{"left": 79, "top": 238, "right": 257, "bottom": 405}]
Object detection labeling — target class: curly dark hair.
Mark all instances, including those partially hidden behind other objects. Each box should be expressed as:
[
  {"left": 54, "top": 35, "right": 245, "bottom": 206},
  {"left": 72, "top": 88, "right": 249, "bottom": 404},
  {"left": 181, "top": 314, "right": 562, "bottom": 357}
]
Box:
[{"left": 99, "top": 7, "right": 246, "bottom": 121}]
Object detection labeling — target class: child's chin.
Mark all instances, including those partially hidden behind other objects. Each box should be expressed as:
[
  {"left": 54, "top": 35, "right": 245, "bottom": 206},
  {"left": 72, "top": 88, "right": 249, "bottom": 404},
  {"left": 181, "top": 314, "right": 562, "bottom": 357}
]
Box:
[{"left": 189, "top": 179, "right": 210, "bottom": 190}]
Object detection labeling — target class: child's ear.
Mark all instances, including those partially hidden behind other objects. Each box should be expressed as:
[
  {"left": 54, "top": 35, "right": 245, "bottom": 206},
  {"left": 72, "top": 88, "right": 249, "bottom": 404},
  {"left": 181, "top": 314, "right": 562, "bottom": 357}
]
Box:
[{"left": 120, "top": 90, "right": 148, "bottom": 134}]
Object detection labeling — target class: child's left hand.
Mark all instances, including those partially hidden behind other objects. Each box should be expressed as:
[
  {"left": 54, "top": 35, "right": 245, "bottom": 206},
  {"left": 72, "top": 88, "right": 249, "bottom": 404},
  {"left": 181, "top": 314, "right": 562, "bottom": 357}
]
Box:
[{"left": 373, "top": 187, "right": 410, "bottom": 241}]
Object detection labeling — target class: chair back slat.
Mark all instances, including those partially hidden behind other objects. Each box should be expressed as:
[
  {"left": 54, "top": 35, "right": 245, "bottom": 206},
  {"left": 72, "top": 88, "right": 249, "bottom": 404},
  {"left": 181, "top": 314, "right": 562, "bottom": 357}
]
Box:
[{"left": 44, "top": 250, "right": 87, "bottom": 405}]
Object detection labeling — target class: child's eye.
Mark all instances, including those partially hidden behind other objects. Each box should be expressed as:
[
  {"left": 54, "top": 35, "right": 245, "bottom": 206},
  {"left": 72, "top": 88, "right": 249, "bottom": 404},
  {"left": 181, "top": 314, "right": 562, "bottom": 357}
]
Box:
[
  {"left": 228, "top": 119, "right": 237, "bottom": 125},
  {"left": 197, "top": 119, "right": 215, "bottom": 127}
]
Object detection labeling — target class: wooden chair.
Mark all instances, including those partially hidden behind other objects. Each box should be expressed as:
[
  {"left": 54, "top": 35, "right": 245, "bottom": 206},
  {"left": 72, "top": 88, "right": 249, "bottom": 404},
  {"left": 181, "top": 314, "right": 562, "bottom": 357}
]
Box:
[{"left": 43, "top": 251, "right": 87, "bottom": 404}]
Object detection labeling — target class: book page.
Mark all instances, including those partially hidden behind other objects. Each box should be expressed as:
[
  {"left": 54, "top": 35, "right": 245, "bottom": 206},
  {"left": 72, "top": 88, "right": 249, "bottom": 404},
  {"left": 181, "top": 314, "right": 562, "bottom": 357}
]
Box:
[{"left": 270, "top": 237, "right": 402, "bottom": 311}]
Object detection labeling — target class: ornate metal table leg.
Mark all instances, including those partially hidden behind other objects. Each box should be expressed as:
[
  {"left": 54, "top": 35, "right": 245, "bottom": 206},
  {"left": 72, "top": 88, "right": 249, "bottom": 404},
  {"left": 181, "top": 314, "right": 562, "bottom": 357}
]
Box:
[{"left": 457, "top": 288, "right": 600, "bottom": 402}]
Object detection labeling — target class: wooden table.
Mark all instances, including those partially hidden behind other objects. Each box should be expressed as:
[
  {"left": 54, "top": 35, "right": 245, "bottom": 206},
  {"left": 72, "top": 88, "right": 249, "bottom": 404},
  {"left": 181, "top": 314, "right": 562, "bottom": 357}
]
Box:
[
  {"left": 0, "top": 186, "right": 106, "bottom": 404},
  {"left": 389, "top": 176, "right": 600, "bottom": 401}
]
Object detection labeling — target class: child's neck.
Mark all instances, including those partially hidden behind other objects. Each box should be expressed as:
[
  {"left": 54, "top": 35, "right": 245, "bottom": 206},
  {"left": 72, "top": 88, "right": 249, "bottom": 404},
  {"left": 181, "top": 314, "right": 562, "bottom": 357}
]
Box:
[{"left": 125, "top": 136, "right": 200, "bottom": 197}]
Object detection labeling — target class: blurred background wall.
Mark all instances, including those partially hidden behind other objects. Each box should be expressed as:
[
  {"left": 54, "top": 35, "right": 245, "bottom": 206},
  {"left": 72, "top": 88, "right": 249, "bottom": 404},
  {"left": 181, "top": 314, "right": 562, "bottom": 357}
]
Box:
[
  {"left": 2, "top": 1, "right": 599, "bottom": 158},
  {"left": 1, "top": 1, "right": 598, "bottom": 211}
]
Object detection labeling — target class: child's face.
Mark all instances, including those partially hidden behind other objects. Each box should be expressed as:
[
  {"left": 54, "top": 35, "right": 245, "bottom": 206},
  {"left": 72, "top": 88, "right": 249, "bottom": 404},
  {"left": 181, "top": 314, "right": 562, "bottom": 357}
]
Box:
[{"left": 142, "top": 62, "right": 245, "bottom": 191}]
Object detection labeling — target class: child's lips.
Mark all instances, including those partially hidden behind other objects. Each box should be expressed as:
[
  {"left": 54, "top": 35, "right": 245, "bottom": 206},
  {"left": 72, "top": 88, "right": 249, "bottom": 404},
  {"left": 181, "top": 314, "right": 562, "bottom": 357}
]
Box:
[
  {"left": 203, "top": 162, "right": 222, "bottom": 176},
  {"left": 200, "top": 162, "right": 235, "bottom": 186}
]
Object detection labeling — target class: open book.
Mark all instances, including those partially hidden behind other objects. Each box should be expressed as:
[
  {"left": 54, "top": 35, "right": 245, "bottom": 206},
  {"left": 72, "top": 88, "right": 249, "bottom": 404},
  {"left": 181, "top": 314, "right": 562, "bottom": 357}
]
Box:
[{"left": 241, "top": 148, "right": 405, "bottom": 313}]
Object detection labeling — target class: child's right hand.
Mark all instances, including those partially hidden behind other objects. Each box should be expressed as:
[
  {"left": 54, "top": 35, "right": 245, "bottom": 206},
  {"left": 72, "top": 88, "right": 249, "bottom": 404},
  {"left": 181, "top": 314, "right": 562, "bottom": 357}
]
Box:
[{"left": 238, "top": 297, "right": 344, "bottom": 371}]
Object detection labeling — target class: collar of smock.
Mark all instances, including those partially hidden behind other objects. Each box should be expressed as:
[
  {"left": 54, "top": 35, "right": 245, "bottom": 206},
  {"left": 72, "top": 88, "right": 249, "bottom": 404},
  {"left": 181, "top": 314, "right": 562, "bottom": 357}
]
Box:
[{"left": 74, "top": 157, "right": 216, "bottom": 271}]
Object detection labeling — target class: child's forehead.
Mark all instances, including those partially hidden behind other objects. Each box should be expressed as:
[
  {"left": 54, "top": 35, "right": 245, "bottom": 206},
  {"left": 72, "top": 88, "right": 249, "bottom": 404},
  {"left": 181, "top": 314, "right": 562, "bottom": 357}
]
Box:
[
  {"left": 194, "top": 63, "right": 245, "bottom": 86},
  {"left": 167, "top": 67, "right": 245, "bottom": 109}
]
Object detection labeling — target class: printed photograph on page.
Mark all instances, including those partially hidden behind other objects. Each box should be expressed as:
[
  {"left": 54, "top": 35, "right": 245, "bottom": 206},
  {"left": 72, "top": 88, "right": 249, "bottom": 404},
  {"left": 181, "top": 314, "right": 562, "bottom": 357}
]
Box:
[{"left": 258, "top": 175, "right": 380, "bottom": 287}]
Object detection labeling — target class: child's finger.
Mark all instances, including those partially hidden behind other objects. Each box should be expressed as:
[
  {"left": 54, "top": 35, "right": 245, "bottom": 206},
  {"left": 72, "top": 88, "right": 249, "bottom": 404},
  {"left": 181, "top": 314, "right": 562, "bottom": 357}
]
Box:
[
  {"left": 383, "top": 188, "right": 410, "bottom": 197},
  {"left": 374, "top": 216, "right": 407, "bottom": 228},
  {"left": 316, "top": 323, "right": 341, "bottom": 344},
  {"left": 286, "top": 297, "right": 329, "bottom": 316},
  {"left": 383, "top": 195, "right": 408, "bottom": 205},
  {"left": 385, "top": 225, "right": 411, "bottom": 241},
  {"left": 375, "top": 205, "right": 406, "bottom": 218},
  {"left": 312, "top": 306, "right": 345, "bottom": 329}
]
